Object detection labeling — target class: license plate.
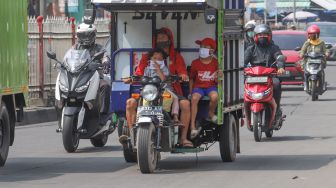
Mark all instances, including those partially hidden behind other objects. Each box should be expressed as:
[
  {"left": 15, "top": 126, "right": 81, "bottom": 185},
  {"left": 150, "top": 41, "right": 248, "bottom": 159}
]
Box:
[
  {"left": 246, "top": 76, "right": 268, "bottom": 84},
  {"left": 137, "top": 106, "right": 162, "bottom": 116}
]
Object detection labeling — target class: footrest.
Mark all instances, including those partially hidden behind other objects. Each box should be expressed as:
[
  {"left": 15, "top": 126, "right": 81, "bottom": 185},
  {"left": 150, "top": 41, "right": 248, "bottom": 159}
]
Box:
[{"left": 171, "top": 147, "right": 205, "bottom": 153}]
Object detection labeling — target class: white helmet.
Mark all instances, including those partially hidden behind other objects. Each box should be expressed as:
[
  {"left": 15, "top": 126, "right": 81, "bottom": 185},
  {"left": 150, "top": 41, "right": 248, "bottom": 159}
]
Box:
[
  {"left": 76, "top": 23, "right": 97, "bottom": 46},
  {"left": 244, "top": 20, "right": 256, "bottom": 31}
]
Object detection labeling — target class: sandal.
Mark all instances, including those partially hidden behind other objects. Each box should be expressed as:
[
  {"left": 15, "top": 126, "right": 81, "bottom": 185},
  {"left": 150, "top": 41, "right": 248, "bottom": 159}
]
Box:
[{"left": 181, "top": 140, "right": 194, "bottom": 148}]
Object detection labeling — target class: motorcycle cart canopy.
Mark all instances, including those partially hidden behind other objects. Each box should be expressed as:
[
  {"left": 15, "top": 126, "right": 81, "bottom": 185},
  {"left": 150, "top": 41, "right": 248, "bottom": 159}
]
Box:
[{"left": 91, "top": 0, "right": 236, "bottom": 11}]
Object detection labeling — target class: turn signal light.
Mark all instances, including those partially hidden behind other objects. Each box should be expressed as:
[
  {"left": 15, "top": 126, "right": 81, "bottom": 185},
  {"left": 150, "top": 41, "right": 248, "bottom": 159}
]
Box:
[
  {"left": 162, "top": 93, "right": 172, "bottom": 99},
  {"left": 131, "top": 93, "right": 141, "bottom": 99}
]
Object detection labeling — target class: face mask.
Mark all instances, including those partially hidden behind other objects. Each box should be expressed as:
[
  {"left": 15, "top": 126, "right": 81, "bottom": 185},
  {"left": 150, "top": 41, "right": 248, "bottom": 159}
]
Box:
[
  {"left": 149, "top": 60, "right": 165, "bottom": 69},
  {"left": 199, "top": 48, "right": 211, "bottom": 58},
  {"left": 247, "top": 31, "right": 254, "bottom": 38},
  {"left": 257, "top": 37, "right": 269, "bottom": 46},
  {"left": 156, "top": 41, "right": 170, "bottom": 49}
]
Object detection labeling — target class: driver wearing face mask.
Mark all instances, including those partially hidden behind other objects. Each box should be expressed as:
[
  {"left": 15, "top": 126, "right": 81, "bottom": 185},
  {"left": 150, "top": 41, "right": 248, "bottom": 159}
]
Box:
[{"left": 244, "top": 24, "right": 285, "bottom": 130}]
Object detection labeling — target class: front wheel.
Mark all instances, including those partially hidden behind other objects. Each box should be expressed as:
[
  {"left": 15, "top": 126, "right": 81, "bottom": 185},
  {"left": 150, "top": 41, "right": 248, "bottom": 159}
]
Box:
[
  {"left": 311, "top": 80, "right": 318, "bottom": 101},
  {"left": 90, "top": 134, "right": 108, "bottom": 147},
  {"left": 0, "top": 103, "right": 10, "bottom": 167},
  {"left": 62, "top": 115, "right": 80, "bottom": 153},
  {"left": 219, "top": 114, "right": 237, "bottom": 162},
  {"left": 137, "top": 123, "right": 158, "bottom": 173},
  {"left": 253, "top": 112, "right": 262, "bottom": 142}
]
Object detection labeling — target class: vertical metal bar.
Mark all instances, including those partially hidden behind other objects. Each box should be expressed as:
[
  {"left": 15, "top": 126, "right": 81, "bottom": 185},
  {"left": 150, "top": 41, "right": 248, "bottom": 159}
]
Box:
[
  {"left": 70, "top": 17, "right": 76, "bottom": 46},
  {"left": 37, "top": 16, "right": 44, "bottom": 99},
  {"left": 217, "top": 0, "right": 224, "bottom": 125}
]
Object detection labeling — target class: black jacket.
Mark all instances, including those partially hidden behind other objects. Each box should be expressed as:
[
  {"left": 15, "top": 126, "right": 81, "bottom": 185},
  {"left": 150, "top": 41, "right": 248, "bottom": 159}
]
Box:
[{"left": 244, "top": 42, "right": 284, "bottom": 69}]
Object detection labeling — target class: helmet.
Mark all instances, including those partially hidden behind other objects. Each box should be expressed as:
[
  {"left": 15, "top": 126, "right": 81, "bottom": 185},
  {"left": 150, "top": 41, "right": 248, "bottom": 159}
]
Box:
[
  {"left": 76, "top": 23, "right": 97, "bottom": 46},
  {"left": 245, "top": 20, "right": 256, "bottom": 31},
  {"left": 253, "top": 24, "right": 272, "bottom": 46},
  {"left": 307, "top": 24, "right": 320, "bottom": 35}
]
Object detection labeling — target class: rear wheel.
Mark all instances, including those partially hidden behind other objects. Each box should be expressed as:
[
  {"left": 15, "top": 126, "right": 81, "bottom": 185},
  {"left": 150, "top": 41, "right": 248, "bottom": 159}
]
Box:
[
  {"left": 62, "top": 115, "right": 79, "bottom": 153},
  {"left": 137, "top": 123, "right": 158, "bottom": 173},
  {"left": 90, "top": 134, "right": 108, "bottom": 147},
  {"left": 265, "top": 129, "right": 273, "bottom": 138},
  {"left": 219, "top": 114, "right": 237, "bottom": 162},
  {"left": 253, "top": 112, "right": 262, "bottom": 142},
  {"left": 0, "top": 103, "right": 10, "bottom": 167}
]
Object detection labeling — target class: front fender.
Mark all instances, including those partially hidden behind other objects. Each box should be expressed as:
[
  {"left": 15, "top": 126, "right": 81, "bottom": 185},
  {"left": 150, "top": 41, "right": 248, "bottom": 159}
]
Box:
[
  {"left": 309, "top": 74, "right": 318, "bottom": 81},
  {"left": 250, "top": 103, "right": 265, "bottom": 113}
]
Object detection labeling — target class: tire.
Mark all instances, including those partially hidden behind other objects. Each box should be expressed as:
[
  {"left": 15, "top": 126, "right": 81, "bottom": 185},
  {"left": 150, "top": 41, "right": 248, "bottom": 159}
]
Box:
[
  {"left": 265, "top": 129, "right": 273, "bottom": 138},
  {"left": 0, "top": 103, "right": 10, "bottom": 167},
  {"left": 90, "top": 134, "right": 108, "bottom": 147},
  {"left": 253, "top": 112, "right": 262, "bottom": 142},
  {"left": 219, "top": 114, "right": 237, "bottom": 162},
  {"left": 122, "top": 121, "right": 137, "bottom": 163},
  {"left": 311, "top": 80, "right": 317, "bottom": 101},
  {"left": 137, "top": 123, "right": 158, "bottom": 173},
  {"left": 62, "top": 115, "right": 79, "bottom": 153}
]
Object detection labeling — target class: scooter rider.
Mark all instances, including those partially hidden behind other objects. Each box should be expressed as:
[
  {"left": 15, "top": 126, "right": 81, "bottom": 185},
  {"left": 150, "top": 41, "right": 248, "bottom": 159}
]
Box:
[
  {"left": 74, "top": 23, "right": 111, "bottom": 125},
  {"left": 244, "top": 20, "right": 256, "bottom": 50},
  {"left": 244, "top": 24, "right": 286, "bottom": 128},
  {"left": 299, "top": 24, "right": 330, "bottom": 91}
]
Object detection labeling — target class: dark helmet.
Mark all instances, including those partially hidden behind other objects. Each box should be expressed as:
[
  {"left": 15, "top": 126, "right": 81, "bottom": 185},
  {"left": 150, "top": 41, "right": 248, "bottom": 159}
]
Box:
[{"left": 253, "top": 24, "right": 272, "bottom": 46}]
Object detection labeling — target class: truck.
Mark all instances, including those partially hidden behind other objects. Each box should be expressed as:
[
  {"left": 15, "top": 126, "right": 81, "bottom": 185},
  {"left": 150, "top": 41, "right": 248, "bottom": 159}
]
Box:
[
  {"left": 0, "top": 0, "right": 28, "bottom": 166},
  {"left": 92, "top": 0, "right": 245, "bottom": 172}
]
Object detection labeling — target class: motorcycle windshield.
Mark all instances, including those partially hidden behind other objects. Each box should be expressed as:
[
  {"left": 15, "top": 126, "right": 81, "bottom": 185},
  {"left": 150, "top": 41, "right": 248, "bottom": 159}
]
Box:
[{"left": 63, "top": 49, "right": 91, "bottom": 73}]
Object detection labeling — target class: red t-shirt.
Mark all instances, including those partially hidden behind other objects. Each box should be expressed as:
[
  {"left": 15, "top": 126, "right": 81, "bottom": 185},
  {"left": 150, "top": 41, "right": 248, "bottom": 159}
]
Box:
[{"left": 190, "top": 58, "right": 218, "bottom": 89}]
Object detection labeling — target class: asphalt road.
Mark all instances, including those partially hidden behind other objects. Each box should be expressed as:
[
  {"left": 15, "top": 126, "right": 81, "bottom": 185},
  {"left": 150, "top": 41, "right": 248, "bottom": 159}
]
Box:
[{"left": 2, "top": 63, "right": 336, "bottom": 188}]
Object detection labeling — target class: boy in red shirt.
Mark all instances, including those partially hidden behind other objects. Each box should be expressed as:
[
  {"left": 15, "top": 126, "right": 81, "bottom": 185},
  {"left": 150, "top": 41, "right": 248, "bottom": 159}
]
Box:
[{"left": 189, "top": 38, "right": 219, "bottom": 139}]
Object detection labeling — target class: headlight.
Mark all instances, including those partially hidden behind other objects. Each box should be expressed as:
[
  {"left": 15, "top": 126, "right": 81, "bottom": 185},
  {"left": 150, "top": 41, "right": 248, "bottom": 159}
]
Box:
[
  {"left": 75, "top": 82, "right": 90, "bottom": 93},
  {"left": 59, "top": 82, "right": 69, "bottom": 92},
  {"left": 142, "top": 84, "right": 158, "bottom": 101},
  {"left": 246, "top": 88, "right": 271, "bottom": 100}
]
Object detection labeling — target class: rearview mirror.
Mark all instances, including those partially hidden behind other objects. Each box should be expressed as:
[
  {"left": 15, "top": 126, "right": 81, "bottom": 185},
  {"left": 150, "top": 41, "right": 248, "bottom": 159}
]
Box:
[
  {"left": 83, "top": 8, "right": 96, "bottom": 25},
  {"left": 295, "top": 46, "right": 301, "bottom": 51},
  {"left": 326, "top": 44, "right": 333, "bottom": 49},
  {"left": 276, "top": 55, "right": 287, "bottom": 63},
  {"left": 46, "top": 51, "right": 56, "bottom": 60}
]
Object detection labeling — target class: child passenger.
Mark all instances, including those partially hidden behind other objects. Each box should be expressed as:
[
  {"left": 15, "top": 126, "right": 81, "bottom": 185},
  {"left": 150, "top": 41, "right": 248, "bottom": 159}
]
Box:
[
  {"left": 144, "top": 48, "right": 180, "bottom": 123},
  {"left": 189, "top": 38, "right": 220, "bottom": 139}
]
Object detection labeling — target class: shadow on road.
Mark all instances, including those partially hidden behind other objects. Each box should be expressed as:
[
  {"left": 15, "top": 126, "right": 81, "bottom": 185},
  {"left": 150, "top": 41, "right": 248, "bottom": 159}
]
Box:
[
  {"left": 76, "top": 145, "right": 123, "bottom": 153},
  {"left": 318, "top": 98, "right": 336, "bottom": 102},
  {"left": 282, "top": 87, "right": 303, "bottom": 92},
  {"left": 262, "top": 136, "right": 333, "bottom": 142},
  {"left": 156, "top": 154, "right": 336, "bottom": 174},
  {"left": 0, "top": 156, "right": 134, "bottom": 182}
]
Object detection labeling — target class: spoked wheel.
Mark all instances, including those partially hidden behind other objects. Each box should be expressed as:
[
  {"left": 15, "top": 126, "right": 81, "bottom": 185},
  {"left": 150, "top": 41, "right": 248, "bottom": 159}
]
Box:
[
  {"left": 137, "top": 123, "right": 158, "bottom": 173},
  {"left": 121, "top": 119, "right": 137, "bottom": 163},
  {"left": 0, "top": 103, "right": 10, "bottom": 167},
  {"left": 311, "top": 80, "right": 318, "bottom": 101},
  {"left": 219, "top": 114, "right": 237, "bottom": 162},
  {"left": 252, "top": 112, "right": 262, "bottom": 142},
  {"left": 90, "top": 134, "right": 108, "bottom": 147},
  {"left": 62, "top": 115, "right": 80, "bottom": 153}
]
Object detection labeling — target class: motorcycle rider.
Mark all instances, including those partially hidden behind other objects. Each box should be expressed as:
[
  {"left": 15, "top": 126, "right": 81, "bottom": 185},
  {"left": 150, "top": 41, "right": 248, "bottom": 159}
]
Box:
[
  {"left": 74, "top": 23, "right": 111, "bottom": 125},
  {"left": 299, "top": 24, "right": 330, "bottom": 91},
  {"left": 244, "top": 20, "right": 256, "bottom": 50},
  {"left": 244, "top": 24, "right": 286, "bottom": 130}
]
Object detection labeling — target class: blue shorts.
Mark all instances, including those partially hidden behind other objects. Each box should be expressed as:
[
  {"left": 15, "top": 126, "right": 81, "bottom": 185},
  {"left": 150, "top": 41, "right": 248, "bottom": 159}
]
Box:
[{"left": 192, "top": 86, "right": 218, "bottom": 97}]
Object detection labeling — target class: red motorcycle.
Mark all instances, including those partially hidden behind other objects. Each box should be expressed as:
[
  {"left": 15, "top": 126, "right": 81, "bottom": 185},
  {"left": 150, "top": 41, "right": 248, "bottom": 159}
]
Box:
[{"left": 244, "top": 66, "right": 285, "bottom": 142}]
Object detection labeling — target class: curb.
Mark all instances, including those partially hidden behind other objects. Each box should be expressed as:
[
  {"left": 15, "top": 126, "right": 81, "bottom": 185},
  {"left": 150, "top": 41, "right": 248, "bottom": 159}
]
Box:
[{"left": 17, "top": 107, "right": 58, "bottom": 126}]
